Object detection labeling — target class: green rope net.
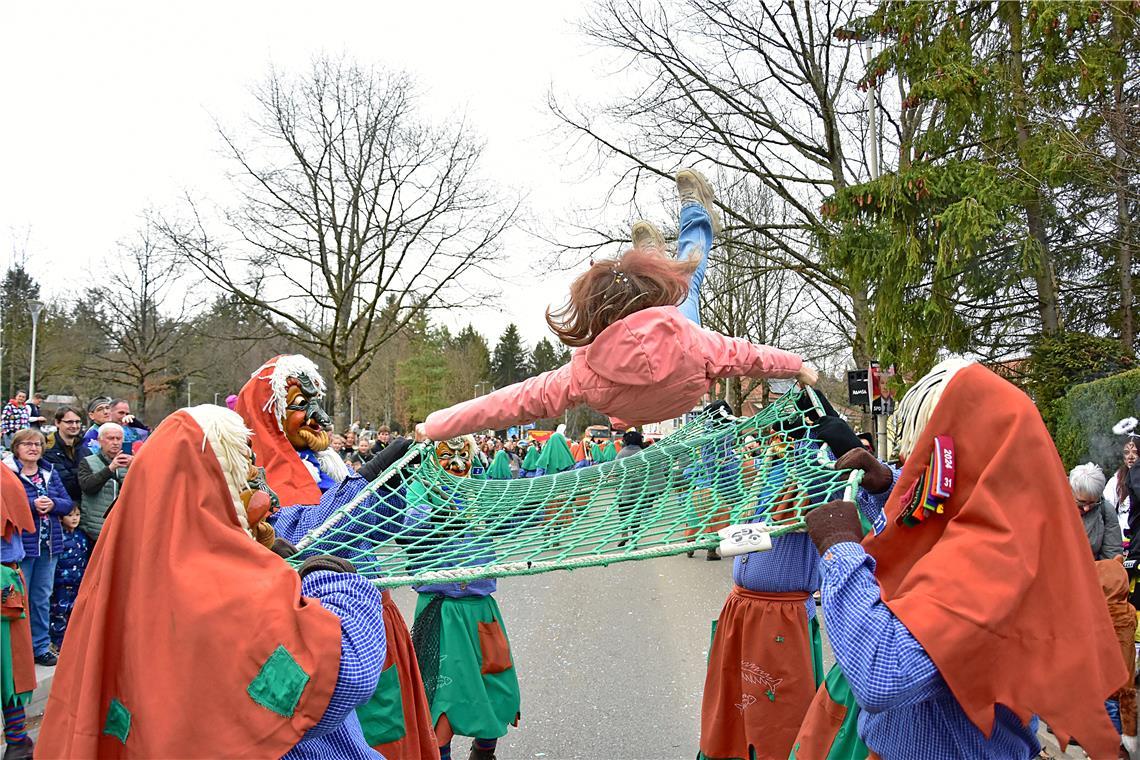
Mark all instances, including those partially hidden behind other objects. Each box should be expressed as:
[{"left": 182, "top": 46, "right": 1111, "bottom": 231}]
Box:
[{"left": 290, "top": 388, "right": 861, "bottom": 587}]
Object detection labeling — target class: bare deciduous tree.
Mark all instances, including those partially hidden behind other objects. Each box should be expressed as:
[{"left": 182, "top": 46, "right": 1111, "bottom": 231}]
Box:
[
  {"left": 83, "top": 223, "right": 191, "bottom": 416},
  {"left": 550, "top": 0, "right": 875, "bottom": 367},
  {"left": 164, "top": 56, "right": 518, "bottom": 427}
]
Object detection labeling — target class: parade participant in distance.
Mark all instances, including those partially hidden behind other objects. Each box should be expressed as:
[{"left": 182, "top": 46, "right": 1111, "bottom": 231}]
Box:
[
  {"left": 406, "top": 436, "right": 521, "bottom": 760},
  {"left": 39, "top": 405, "right": 388, "bottom": 758},
  {"left": 796, "top": 360, "right": 1125, "bottom": 759}
]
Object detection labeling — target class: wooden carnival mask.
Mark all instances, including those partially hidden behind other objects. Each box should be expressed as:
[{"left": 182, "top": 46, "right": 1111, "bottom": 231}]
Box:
[
  {"left": 282, "top": 374, "right": 331, "bottom": 453},
  {"left": 436, "top": 437, "right": 477, "bottom": 477}
]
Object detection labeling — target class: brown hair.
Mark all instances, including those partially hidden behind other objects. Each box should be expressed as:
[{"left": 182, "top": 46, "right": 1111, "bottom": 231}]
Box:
[
  {"left": 546, "top": 248, "right": 698, "bottom": 347},
  {"left": 1116, "top": 438, "right": 1138, "bottom": 505}
]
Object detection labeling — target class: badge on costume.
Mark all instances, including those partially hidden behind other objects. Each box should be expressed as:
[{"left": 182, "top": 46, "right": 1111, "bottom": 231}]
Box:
[{"left": 896, "top": 435, "right": 955, "bottom": 527}]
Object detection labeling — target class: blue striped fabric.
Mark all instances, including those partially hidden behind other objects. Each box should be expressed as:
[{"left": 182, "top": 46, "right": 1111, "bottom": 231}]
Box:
[
  {"left": 285, "top": 570, "right": 388, "bottom": 760},
  {"left": 272, "top": 475, "right": 406, "bottom": 565},
  {"left": 819, "top": 542, "right": 1039, "bottom": 759}
]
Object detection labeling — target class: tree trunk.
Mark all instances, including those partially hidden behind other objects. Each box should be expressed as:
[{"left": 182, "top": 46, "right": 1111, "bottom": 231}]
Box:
[
  {"left": 331, "top": 367, "right": 350, "bottom": 433},
  {"left": 1111, "top": 9, "right": 1134, "bottom": 351},
  {"left": 1008, "top": 4, "right": 1062, "bottom": 335}
]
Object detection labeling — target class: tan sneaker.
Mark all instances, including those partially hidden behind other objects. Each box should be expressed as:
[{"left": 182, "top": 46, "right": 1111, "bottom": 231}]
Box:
[
  {"left": 631, "top": 220, "right": 666, "bottom": 252},
  {"left": 676, "top": 168, "right": 722, "bottom": 233}
]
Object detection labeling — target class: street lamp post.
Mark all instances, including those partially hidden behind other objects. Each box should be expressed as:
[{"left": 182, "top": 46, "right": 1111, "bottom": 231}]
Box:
[{"left": 27, "top": 300, "right": 43, "bottom": 401}]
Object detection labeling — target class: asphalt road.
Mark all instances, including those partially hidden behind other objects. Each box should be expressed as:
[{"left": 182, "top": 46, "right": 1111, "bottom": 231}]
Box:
[{"left": 388, "top": 552, "right": 834, "bottom": 760}]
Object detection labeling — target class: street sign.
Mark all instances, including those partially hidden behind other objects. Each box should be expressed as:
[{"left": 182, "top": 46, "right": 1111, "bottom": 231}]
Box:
[{"left": 847, "top": 370, "right": 869, "bottom": 407}]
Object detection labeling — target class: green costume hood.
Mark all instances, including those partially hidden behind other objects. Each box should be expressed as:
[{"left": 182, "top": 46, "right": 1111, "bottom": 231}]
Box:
[
  {"left": 521, "top": 445, "right": 541, "bottom": 470},
  {"left": 487, "top": 449, "right": 514, "bottom": 480},
  {"left": 536, "top": 433, "right": 576, "bottom": 474},
  {"left": 600, "top": 441, "right": 617, "bottom": 462}
]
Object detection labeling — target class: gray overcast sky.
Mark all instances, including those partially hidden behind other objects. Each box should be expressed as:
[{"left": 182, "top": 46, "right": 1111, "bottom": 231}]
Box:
[{"left": 2, "top": 1, "right": 650, "bottom": 348}]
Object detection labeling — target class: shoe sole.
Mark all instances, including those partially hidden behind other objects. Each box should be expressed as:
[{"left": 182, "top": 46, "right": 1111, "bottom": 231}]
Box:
[
  {"left": 631, "top": 220, "right": 666, "bottom": 252},
  {"left": 676, "top": 169, "right": 722, "bottom": 233}
]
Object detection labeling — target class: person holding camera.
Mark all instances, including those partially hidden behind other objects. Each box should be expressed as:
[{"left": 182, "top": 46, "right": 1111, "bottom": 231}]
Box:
[{"left": 77, "top": 423, "right": 132, "bottom": 545}]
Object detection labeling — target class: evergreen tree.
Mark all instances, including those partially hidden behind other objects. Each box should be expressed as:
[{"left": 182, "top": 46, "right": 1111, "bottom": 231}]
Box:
[
  {"left": 491, "top": 324, "right": 528, "bottom": 388},
  {"left": 529, "top": 337, "right": 562, "bottom": 375},
  {"left": 826, "top": 1, "right": 1140, "bottom": 370},
  {"left": 396, "top": 313, "right": 449, "bottom": 424},
  {"left": 0, "top": 265, "right": 40, "bottom": 398}
]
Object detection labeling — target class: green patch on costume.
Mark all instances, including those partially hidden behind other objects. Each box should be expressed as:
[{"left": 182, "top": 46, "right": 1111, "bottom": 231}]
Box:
[
  {"left": 414, "top": 593, "right": 521, "bottom": 739},
  {"left": 247, "top": 645, "right": 310, "bottom": 717},
  {"left": 809, "top": 616, "right": 824, "bottom": 690},
  {"left": 103, "top": 697, "right": 131, "bottom": 744},
  {"left": 356, "top": 663, "right": 407, "bottom": 746},
  {"left": 1, "top": 564, "right": 31, "bottom": 709}
]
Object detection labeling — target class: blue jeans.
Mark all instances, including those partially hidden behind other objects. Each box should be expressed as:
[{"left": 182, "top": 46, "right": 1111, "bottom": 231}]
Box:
[
  {"left": 20, "top": 550, "right": 59, "bottom": 656},
  {"left": 1107, "top": 697, "right": 1122, "bottom": 734},
  {"left": 677, "top": 202, "right": 713, "bottom": 326}
]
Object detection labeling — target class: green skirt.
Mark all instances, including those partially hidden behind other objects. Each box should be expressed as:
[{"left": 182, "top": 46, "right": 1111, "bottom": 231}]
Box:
[
  {"left": 2, "top": 564, "right": 32, "bottom": 708},
  {"left": 414, "top": 594, "right": 521, "bottom": 739}
]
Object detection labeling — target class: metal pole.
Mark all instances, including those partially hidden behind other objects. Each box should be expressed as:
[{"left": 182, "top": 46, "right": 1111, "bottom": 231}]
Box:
[
  {"left": 27, "top": 301, "right": 43, "bottom": 401},
  {"left": 864, "top": 42, "right": 889, "bottom": 459},
  {"left": 186, "top": 381, "right": 192, "bottom": 408}
]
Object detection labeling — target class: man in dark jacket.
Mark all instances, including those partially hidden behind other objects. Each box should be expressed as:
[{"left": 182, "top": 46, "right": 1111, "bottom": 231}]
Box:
[{"left": 42, "top": 406, "right": 85, "bottom": 504}]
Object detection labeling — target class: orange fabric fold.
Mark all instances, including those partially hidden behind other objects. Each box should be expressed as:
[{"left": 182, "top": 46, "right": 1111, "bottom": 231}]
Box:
[
  {"left": 1, "top": 463, "right": 35, "bottom": 540},
  {"left": 700, "top": 588, "right": 815, "bottom": 760},
  {"left": 864, "top": 364, "right": 1124, "bottom": 758},
  {"left": 374, "top": 591, "right": 440, "bottom": 760},
  {"left": 38, "top": 411, "right": 343, "bottom": 758},
  {"left": 235, "top": 355, "right": 323, "bottom": 507}
]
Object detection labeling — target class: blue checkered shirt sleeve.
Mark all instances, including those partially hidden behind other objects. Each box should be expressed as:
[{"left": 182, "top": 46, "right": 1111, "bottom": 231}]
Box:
[
  {"left": 297, "top": 570, "right": 387, "bottom": 738},
  {"left": 819, "top": 542, "right": 945, "bottom": 712}
]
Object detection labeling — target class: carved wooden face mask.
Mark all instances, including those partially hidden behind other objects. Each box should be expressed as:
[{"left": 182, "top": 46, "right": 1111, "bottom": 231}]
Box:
[
  {"left": 282, "top": 374, "right": 331, "bottom": 452},
  {"left": 436, "top": 437, "right": 476, "bottom": 477}
]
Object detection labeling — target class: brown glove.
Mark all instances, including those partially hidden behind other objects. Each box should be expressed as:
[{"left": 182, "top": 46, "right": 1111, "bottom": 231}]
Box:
[
  {"left": 297, "top": 555, "right": 356, "bottom": 579},
  {"left": 271, "top": 538, "right": 299, "bottom": 559},
  {"left": 834, "top": 447, "right": 893, "bottom": 494},
  {"left": 805, "top": 500, "right": 864, "bottom": 555}
]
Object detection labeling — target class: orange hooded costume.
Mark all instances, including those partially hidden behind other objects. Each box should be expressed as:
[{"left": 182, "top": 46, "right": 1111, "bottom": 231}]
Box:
[
  {"left": 235, "top": 354, "right": 346, "bottom": 507},
  {"left": 2, "top": 464, "right": 36, "bottom": 707},
  {"left": 794, "top": 362, "right": 1126, "bottom": 759},
  {"left": 1097, "top": 558, "right": 1137, "bottom": 741},
  {"left": 236, "top": 355, "right": 439, "bottom": 759},
  {"left": 37, "top": 408, "right": 345, "bottom": 758}
]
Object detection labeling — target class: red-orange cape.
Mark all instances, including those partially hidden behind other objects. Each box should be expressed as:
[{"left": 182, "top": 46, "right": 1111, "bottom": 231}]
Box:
[
  {"left": 1, "top": 463, "right": 35, "bottom": 540},
  {"left": 37, "top": 410, "right": 342, "bottom": 758},
  {"left": 864, "top": 364, "right": 1124, "bottom": 757},
  {"left": 235, "top": 355, "right": 323, "bottom": 507}
]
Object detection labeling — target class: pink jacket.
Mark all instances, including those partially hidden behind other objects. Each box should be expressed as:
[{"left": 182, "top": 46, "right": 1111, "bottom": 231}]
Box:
[{"left": 423, "top": 306, "right": 803, "bottom": 440}]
